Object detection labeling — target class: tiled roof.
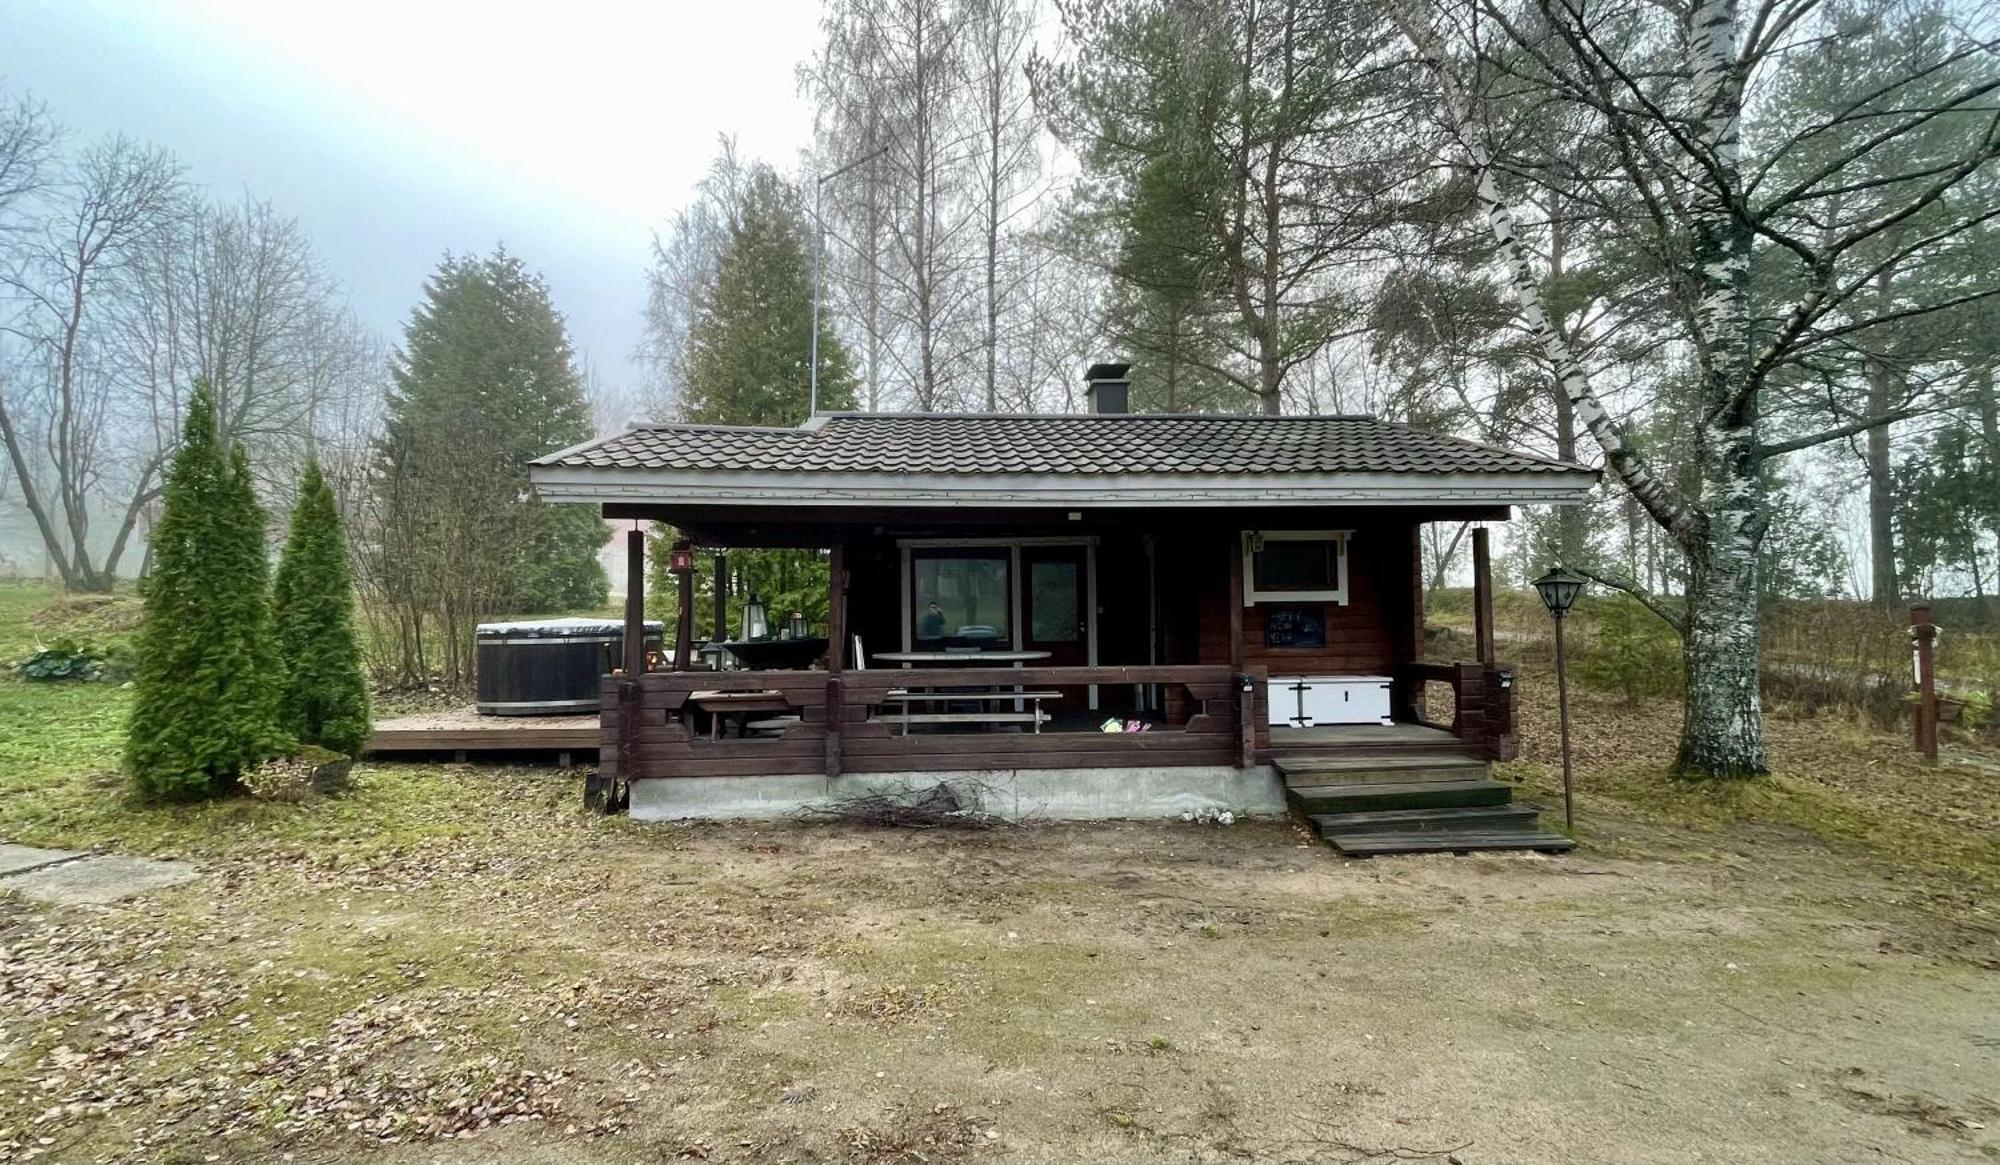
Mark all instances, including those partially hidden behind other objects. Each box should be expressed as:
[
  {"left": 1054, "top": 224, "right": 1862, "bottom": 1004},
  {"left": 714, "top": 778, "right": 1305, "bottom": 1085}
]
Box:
[{"left": 534, "top": 413, "right": 1590, "bottom": 478}]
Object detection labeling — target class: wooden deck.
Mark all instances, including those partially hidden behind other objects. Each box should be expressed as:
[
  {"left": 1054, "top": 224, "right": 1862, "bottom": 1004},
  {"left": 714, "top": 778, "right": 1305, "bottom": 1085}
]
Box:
[{"left": 367, "top": 707, "right": 600, "bottom": 756}]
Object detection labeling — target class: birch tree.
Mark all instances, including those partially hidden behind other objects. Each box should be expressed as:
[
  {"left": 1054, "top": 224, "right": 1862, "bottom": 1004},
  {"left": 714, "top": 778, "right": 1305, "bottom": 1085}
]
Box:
[{"left": 1394, "top": 0, "right": 2000, "bottom": 775}]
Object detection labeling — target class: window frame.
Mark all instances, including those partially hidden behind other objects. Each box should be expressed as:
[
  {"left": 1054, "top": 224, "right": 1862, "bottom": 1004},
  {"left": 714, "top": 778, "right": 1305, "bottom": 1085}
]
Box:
[{"left": 1241, "top": 530, "right": 1351, "bottom": 606}]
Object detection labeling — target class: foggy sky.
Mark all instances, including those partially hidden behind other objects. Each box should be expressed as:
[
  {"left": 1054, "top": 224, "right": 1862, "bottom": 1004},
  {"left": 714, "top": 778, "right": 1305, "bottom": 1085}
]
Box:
[{"left": 3, "top": 0, "right": 825, "bottom": 400}]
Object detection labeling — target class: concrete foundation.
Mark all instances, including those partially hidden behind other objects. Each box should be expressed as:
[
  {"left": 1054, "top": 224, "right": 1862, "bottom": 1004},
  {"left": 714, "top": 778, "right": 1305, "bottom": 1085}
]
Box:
[{"left": 628, "top": 765, "right": 1287, "bottom": 823}]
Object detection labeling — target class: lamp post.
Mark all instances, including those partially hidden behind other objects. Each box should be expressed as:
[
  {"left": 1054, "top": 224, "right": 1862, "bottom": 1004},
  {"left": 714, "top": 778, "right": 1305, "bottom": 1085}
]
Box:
[
  {"left": 1532, "top": 566, "right": 1587, "bottom": 832},
  {"left": 810, "top": 141, "right": 892, "bottom": 420}
]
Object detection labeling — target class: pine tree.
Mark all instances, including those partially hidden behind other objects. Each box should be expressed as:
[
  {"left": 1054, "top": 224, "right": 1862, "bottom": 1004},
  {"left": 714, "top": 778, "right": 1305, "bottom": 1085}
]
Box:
[
  {"left": 273, "top": 460, "right": 371, "bottom": 756},
  {"left": 126, "top": 385, "right": 287, "bottom": 799}
]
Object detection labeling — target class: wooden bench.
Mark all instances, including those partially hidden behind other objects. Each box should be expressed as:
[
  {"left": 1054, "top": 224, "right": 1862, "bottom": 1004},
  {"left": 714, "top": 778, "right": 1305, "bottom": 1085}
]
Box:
[{"left": 875, "top": 689, "right": 1061, "bottom": 735}]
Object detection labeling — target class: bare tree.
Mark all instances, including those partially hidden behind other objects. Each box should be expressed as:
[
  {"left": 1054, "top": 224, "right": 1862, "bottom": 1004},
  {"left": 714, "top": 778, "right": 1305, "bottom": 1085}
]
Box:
[
  {"left": 1395, "top": 0, "right": 2000, "bottom": 775},
  {"left": 0, "top": 132, "right": 186, "bottom": 591}
]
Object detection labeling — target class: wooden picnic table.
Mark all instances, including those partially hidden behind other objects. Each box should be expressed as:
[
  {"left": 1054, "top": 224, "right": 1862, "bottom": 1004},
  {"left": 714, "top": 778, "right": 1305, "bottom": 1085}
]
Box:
[
  {"left": 866, "top": 652, "right": 1058, "bottom": 734},
  {"left": 687, "top": 689, "right": 795, "bottom": 740},
  {"left": 880, "top": 688, "right": 1061, "bottom": 735}
]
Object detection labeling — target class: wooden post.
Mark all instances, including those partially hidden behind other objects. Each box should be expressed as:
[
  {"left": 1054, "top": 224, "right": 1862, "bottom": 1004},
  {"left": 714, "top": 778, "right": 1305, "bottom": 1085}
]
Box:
[
  {"left": 825, "top": 538, "right": 847, "bottom": 673},
  {"left": 1237, "top": 668, "right": 1258, "bottom": 770},
  {"left": 1471, "top": 526, "right": 1495, "bottom": 665},
  {"left": 1911, "top": 603, "right": 1938, "bottom": 763},
  {"left": 825, "top": 675, "right": 843, "bottom": 779},
  {"left": 624, "top": 528, "right": 646, "bottom": 678},
  {"left": 611, "top": 526, "right": 645, "bottom": 813},
  {"left": 675, "top": 553, "right": 694, "bottom": 672},
  {"left": 1227, "top": 532, "right": 1246, "bottom": 672},
  {"left": 822, "top": 538, "right": 848, "bottom": 779},
  {"left": 712, "top": 552, "right": 728, "bottom": 645}
]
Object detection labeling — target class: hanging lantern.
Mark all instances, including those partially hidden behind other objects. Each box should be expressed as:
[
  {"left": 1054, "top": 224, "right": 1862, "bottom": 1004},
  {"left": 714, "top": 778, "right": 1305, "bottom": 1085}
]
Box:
[
  {"left": 742, "top": 593, "right": 769, "bottom": 641},
  {"left": 1532, "top": 566, "right": 1587, "bottom": 619},
  {"left": 667, "top": 540, "right": 695, "bottom": 575},
  {"left": 787, "top": 611, "right": 809, "bottom": 640}
]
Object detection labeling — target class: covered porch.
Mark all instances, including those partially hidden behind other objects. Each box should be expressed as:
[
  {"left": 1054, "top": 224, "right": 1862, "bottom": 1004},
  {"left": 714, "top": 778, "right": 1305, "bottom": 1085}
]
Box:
[{"left": 595, "top": 503, "right": 1522, "bottom": 809}]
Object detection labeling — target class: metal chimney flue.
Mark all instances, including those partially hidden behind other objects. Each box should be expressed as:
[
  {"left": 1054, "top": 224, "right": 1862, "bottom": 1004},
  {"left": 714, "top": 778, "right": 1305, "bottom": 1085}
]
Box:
[{"left": 1084, "top": 362, "right": 1132, "bottom": 415}]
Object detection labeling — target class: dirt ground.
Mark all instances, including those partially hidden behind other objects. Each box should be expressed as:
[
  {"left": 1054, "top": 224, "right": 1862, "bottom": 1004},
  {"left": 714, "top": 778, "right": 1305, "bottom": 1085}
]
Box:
[{"left": 4, "top": 757, "right": 1997, "bottom": 1165}]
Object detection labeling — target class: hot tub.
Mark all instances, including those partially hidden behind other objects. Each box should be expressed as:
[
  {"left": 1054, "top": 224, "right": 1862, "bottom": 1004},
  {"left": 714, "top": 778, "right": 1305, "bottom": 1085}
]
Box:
[{"left": 475, "top": 618, "right": 664, "bottom": 716}]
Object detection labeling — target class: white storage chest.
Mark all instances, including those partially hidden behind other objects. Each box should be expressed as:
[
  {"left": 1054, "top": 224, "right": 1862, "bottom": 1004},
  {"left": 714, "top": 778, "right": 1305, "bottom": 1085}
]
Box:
[{"left": 1267, "top": 675, "right": 1393, "bottom": 728}]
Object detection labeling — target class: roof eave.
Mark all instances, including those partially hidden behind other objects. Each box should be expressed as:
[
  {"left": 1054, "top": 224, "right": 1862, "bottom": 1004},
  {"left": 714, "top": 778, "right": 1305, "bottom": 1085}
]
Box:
[{"left": 527, "top": 466, "right": 1601, "bottom": 508}]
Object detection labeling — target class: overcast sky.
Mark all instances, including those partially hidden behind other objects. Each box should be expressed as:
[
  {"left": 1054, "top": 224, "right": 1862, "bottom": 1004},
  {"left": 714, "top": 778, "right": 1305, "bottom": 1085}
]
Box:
[{"left": 4, "top": 0, "right": 825, "bottom": 395}]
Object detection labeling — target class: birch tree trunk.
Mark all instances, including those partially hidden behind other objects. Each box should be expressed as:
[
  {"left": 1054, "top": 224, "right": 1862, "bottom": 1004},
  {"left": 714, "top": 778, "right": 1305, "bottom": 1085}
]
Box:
[
  {"left": 1394, "top": 0, "right": 1772, "bottom": 776},
  {"left": 1672, "top": 0, "right": 1769, "bottom": 775}
]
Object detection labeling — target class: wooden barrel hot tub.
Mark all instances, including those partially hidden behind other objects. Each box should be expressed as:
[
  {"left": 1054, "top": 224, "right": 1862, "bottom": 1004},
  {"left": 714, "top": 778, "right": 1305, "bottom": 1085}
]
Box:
[{"left": 475, "top": 618, "right": 664, "bottom": 716}]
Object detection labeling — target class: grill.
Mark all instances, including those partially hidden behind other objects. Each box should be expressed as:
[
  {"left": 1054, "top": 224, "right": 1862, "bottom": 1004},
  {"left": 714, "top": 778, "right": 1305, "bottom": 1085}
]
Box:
[{"left": 474, "top": 618, "right": 664, "bottom": 716}]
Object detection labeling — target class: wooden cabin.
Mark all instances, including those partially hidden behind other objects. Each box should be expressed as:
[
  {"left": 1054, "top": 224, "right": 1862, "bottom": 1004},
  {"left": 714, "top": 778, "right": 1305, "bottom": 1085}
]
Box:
[{"left": 529, "top": 365, "right": 1598, "bottom": 853}]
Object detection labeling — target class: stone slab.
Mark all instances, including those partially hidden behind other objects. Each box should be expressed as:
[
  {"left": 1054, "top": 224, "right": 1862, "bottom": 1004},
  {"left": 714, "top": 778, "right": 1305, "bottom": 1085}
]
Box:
[
  {"left": 2, "top": 855, "right": 198, "bottom": 905},
  {"left": 0, "top": 843, "right": 83, "bottom": 875}
]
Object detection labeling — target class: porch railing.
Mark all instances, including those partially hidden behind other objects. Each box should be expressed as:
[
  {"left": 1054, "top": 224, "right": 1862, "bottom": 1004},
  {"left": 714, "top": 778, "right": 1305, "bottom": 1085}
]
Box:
[
  {"left": 1392, "top": 660, "right": 1518, "bottom": 760},
  {"left": 602, "top": 665, "right": 1243, "bottom": 782}
]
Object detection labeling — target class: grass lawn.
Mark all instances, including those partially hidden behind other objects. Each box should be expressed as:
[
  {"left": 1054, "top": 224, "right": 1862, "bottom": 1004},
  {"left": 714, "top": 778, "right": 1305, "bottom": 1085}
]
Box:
[{"left": 2, "top": 581, "right": 1997, "bottom": 1164}]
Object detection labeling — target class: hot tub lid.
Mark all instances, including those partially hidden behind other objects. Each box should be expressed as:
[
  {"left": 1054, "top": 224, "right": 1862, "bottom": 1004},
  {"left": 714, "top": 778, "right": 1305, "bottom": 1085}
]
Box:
[{"left": 475, "top": 618, "right": 665, "bottom": 639}]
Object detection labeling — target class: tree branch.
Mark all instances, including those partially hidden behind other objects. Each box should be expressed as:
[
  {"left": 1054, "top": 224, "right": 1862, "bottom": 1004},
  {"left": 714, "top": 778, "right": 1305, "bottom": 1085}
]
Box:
[
  {"left": 1393, "top": 2, "right": 1705, "bottom": 552},
  {"left": 1571, "top": 562, "right": 1688, "bottom": 634},
  {"left": 1756, "top": 405, "right": 1921, "bottom": 458}
]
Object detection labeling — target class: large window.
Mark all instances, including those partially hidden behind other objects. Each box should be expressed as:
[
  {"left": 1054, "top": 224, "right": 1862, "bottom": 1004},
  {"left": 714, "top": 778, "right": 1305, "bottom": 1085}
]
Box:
[
  {"left": 912, "top": 551, "right": 1012, "bottom": 648},
  {"left": 1243, "top": 530, "right": 1350, "bottom": 605}
]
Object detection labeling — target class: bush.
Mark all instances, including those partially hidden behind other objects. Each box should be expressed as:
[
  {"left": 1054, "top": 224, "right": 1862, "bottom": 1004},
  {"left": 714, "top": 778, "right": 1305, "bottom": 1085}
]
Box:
[
  {"left": 17, "top": 637, "right": 114, "bottom": 682},
  {"left": 125, "top": 385, "right": 289, "bottom": 800},
  {"left": 272, "top": 461, "right": 372, "bottom": 756},
  {"left": 1574, "top": 595, "right": 1683, "bottom": 705}
]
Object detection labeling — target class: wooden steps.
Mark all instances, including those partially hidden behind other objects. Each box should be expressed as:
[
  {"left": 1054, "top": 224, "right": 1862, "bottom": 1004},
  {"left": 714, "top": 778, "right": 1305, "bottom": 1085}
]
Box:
[
  {"left": 1276, "top": 751, "right": 1573, "bottom": 858},
  {"left": 1310, "top": 804, "right": 1539, "bottom": 834},
  {"left": 1277, "top": 753, "right": 1489, "bottom": 788},
  {"left": 1287, "top": 779, "right": 1513, "bottom": 815},
  {"left": 1330, "top": 829, "right": 1575, "bottom": 856}
]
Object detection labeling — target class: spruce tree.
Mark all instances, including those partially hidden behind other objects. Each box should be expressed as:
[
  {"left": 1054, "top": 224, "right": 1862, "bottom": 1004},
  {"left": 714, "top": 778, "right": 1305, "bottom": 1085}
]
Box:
[
  {"left": 374, "top": 249, "right": 607, "bottom": 685},
  {"left": 681, "top": 167, "right": 857, "bottom": 424},
  {"left": 272, "top": 460, "right": 371, "bottom": 756},
  {"left": 126, "top": 386, "right": 287, "bottom": 799}
]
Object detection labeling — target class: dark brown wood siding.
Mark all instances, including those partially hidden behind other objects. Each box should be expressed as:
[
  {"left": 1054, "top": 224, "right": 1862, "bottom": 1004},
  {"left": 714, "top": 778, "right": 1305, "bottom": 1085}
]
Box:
[{"left": 1186, "top": 522, "right": 1421, "bottom": 675}]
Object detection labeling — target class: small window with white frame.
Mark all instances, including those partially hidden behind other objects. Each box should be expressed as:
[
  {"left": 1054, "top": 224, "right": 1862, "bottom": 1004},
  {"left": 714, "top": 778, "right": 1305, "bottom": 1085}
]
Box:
[{"left": 1242, "top": 530, "right": 1350, "bottom": 605}]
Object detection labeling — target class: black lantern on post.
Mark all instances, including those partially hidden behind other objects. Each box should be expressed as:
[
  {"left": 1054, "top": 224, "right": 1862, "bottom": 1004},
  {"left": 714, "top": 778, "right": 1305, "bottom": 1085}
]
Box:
[{"left": 1532, "top": 566, "right": 1587, "bottom": 832}]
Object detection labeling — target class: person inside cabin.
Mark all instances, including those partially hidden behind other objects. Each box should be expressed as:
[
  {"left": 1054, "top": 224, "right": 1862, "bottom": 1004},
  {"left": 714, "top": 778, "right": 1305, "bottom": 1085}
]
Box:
[{"left": 918, "top": 601, "right": 948, "bottom": 644}]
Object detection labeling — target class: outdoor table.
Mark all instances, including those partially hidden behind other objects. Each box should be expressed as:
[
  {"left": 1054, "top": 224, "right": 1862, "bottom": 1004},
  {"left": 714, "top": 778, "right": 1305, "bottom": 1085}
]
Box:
[{"left": 871, "top": 650, "right": 1052, "bottom": 666}]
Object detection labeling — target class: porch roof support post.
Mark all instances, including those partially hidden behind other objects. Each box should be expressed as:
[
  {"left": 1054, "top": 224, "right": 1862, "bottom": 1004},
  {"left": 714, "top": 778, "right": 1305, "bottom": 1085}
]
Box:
[
  {"left": 825, "top": 537, "right": 846, "bottom": 673},
  {"left": 1227, "top": 531, "right": 1246, "bottom": 673},
  {"left": 824, "top": 538, "right": 846, "bottom": 780},
  {"left": 1472, "top": 526, "right": 1495, "bottom": 665},
  {"left": 674, "top": 547, "right": 694, "bottom": 672},
  {"left": 624, "top": 527, "right": 647, "bottom": 678},
  {"left": 712, "top": 552, "right": 728, "bottom": 644}
]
